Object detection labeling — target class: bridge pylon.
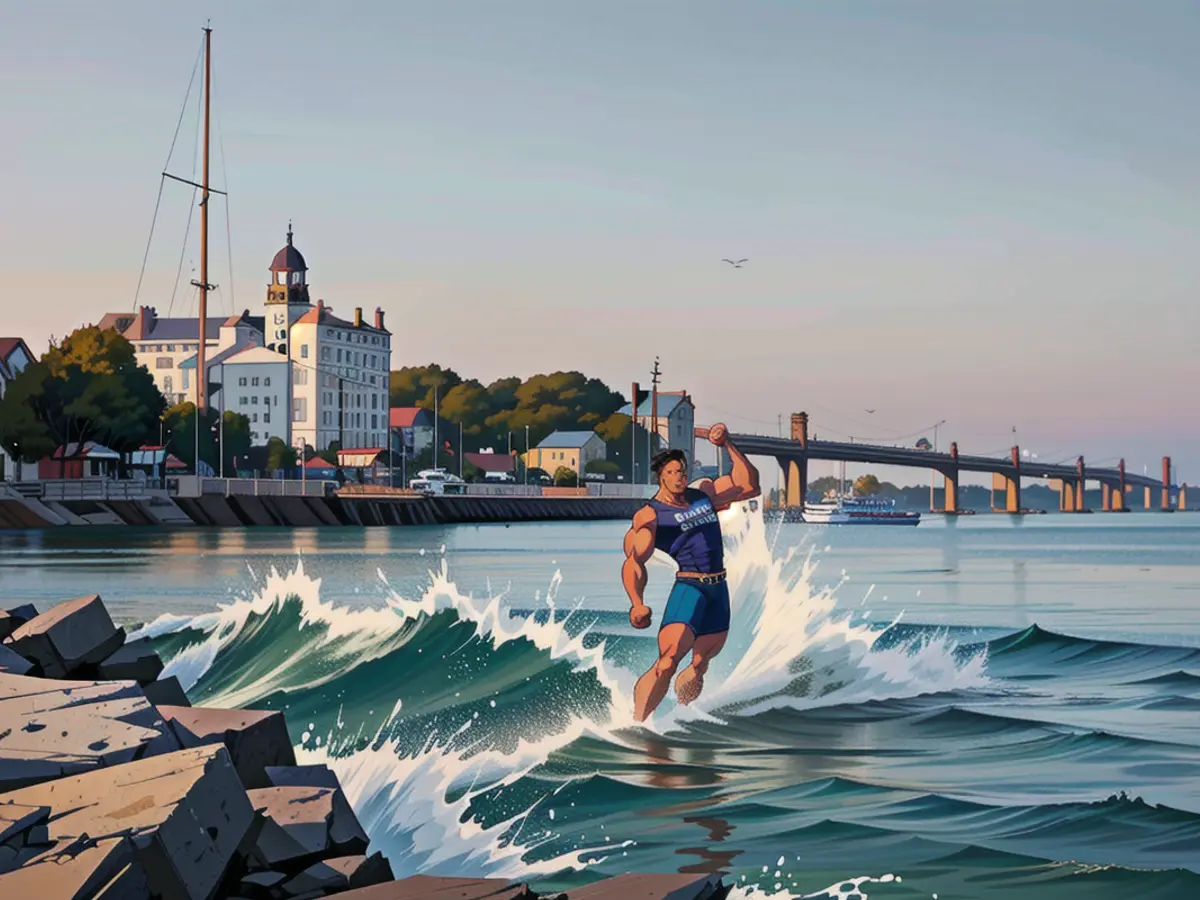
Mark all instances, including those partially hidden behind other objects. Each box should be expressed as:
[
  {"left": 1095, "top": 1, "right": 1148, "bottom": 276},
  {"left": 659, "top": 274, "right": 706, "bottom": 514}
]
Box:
[{"left": 1005, "top": 446, "right": 1022, "bottom": 513}]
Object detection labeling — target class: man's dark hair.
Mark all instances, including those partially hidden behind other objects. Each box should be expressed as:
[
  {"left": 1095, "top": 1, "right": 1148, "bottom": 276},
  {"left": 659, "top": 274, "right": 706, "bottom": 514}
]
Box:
[{"left": 651, "top": 449, "right": 688, "bottom": 476}]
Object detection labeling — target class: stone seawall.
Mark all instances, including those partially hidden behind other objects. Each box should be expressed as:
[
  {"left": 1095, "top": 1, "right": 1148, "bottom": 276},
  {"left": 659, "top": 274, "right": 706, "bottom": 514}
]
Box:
[{"left": 0, "top": 594, "right": 730, "bottom": 900}]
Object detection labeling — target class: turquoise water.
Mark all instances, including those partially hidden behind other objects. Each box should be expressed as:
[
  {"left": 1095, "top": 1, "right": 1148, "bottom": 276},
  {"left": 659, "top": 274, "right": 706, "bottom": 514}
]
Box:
[{"left": 2, "top": 512, "right": 1199, "bottom": 899}]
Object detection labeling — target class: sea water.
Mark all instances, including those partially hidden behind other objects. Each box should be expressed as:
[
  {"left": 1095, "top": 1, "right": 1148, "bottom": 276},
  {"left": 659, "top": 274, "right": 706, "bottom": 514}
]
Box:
[{"left": 1, "top": 510, "right": 1199, "bottom": 899}]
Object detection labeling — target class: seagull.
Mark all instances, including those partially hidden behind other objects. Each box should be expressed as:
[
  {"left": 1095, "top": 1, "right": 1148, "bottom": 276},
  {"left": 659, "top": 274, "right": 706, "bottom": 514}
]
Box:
[
  {"left": 865, "top": 409, "right": 875, "bottom": 414},
  {"left": 722, "top": 258, "right": 748, "bottom": 268}
]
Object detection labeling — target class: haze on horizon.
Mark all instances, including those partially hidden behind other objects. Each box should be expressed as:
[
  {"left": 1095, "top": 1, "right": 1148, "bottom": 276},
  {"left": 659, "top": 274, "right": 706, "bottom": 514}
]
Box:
[{"left": 2, "top": 1, "right": 1197, "bottom": 483}]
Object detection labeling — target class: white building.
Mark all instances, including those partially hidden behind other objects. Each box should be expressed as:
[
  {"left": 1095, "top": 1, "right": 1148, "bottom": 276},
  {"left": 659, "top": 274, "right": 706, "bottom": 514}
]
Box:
[
  {"left": 0, "top": 337, "right": 35, "bottom": 481},
  {"left": 212, "top": 346, "right": 290, "bottom": 446},
  {"left": 99, "top": 308, "right": 263, "bottom": 407},
  {"left": 100, "top": 226, "right": 391, "bottom": 453},
  {"left": 261, "top": 227, "right": 392, "bottom": 453},
  {"left": 617, "top": 389, "right": 696, "bottom": 461}
]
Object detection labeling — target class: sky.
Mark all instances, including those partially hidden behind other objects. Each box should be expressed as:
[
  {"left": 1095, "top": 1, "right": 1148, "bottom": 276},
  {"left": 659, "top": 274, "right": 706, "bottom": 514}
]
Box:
[{"left": 2, "top": 1, "right": 1197, "bottom": 486}]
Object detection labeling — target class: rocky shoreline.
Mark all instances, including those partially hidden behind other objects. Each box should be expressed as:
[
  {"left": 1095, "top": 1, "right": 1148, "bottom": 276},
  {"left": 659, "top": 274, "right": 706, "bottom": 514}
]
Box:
[{"left": 0, "top": 595, "right": 730, "bottom": 900}]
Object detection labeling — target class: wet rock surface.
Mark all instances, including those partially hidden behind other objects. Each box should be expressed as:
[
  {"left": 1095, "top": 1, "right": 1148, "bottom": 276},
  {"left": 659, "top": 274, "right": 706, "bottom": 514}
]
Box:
[{"left": 0, "top": 594, "right": 725, "bottom": 900}]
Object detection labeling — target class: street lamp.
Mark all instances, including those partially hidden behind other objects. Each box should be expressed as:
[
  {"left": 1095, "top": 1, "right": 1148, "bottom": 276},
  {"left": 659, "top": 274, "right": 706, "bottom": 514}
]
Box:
[
  {"left": 930, "top": 419, "right": 947, "bottom": 512},
  {"left": 525, "top": 424, "right": 530, "bottom": 485},
  {"left": 299, "top": 437, "right": 307, "bottom": 493}
]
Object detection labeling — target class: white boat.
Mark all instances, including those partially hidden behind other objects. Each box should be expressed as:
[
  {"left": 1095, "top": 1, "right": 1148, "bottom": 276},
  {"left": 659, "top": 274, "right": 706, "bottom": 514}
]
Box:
[
  {"left": 408, "top": 467, "right": 467, "bottom": 494},
  {"left": 801, "top": 494, "right": 921, "bottom": 526}
]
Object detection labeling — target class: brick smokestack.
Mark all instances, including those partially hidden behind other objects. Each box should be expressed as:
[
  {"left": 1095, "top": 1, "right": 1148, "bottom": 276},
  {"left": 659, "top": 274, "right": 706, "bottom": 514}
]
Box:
[
  {"left": 374, "top": 307, "right": 385, "bottom": 330},
  {"left": 354, "top": 307, "right": 363, "bottom": 327}
]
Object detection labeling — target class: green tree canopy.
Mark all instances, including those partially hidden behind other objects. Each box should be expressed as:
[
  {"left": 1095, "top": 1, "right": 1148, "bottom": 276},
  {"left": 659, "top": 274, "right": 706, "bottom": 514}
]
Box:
[
  {"left": 162, "top": 402, "right": 251, "bottom": 474},
  {"left": 853, "top": 474, "right": 882, "bottom": 496},
  {"left": 0, "top": 327, "right": 163, "bottom": 472},
  {"left": 388, "top": 364, "right": 462, "bottom": 409},
  {"left": 553, "top": 465, "right": 578, "bottom": 487},
  {"left": 265, "top": 436, "right": 298, "bottom": 471}
]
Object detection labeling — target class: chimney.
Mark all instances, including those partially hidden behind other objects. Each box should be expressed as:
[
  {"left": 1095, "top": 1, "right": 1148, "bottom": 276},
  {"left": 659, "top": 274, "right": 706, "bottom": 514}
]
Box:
[
  {"left": 354, "top": 307, "right": 363, "bottom": 327},
  {"left": 317, "top": 298, "right": 325, "bottom": 312},
  {"left": 374, "top": 307, "right": 385, "bottom": 330}
]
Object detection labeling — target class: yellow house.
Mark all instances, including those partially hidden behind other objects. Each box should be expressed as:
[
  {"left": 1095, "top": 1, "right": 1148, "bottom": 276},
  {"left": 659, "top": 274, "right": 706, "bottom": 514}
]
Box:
[{"left": 522, "top": 430, "right": 606, "bottom": 477}]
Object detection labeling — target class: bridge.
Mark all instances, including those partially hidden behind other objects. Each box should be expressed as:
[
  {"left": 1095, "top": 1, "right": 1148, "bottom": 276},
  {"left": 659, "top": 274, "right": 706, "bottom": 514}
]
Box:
[{"left": 717, "top": 413, "right": 1185, "bottom": 514}]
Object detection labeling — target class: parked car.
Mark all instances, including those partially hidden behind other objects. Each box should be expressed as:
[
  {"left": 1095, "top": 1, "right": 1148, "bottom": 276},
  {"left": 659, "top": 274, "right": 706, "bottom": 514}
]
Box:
[{"left": 408, "top": 468, "right": 467, "bottom": 494}]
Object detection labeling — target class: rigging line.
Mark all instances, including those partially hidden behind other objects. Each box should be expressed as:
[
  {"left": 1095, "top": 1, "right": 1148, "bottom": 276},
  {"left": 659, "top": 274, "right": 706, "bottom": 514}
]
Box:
[
  {"left": 210, "top": 40, "right": 236, "bottom": 317},
  {"left": 170, "top": 50, "right": 206, "bottom": 319},
  {"left": 132, "top": 36, "right": 205, "bottom": 312}
]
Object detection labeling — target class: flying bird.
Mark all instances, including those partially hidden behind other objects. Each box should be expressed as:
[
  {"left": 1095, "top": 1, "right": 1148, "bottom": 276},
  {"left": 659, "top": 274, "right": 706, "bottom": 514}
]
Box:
[
  {"left": 865, "top": 409, "right": 875, "bottom": 414},
  {"left": 722, "top": 258, "right": 748, "bottom": 268}
]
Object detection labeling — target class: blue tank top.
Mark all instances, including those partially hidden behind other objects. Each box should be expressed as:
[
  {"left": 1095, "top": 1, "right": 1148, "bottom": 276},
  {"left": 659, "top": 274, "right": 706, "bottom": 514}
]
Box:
[{"left": 647, "top": 488, "right": 724, "bottom": 573}]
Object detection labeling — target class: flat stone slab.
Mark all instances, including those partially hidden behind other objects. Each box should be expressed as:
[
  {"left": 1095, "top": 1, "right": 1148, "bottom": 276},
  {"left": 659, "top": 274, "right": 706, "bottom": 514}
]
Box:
[
  {"left": 264, "top": 763, "right": 342, "bottom": 789},
  {"left": 280, "top": 851, "right": 395, "bottom": 895},
  {"left": 7, "top": 595, "right": 125, "bottom": 679},
  {"left": 336, "top": 876, "right": 534, "bottom": 900},
  {"left": 159, "top": 704, "right": 296, "bottom": 789},
  {"left": 566, "top": 873, "right": 725, "bottom": 900},
  {"left": 0, "top": 644, "right": 33, "bottom": 676},
  {"left": 97, "top": 637, "right": 164, "bottom": 684},
  {"left": 0, "top": 673, "right": 181, "bottom": 792},
  {"left": 143, "top": 675, "right": 191, "bottom": 708},
  {"left": 0, "top": 801, "right": 49, "bottom": 846},
  {"left": 245, "top": 785, "right": 369, "bottom": 869},
  {"left": 0, "top": 744, "right": 255, "bottom": 899}
]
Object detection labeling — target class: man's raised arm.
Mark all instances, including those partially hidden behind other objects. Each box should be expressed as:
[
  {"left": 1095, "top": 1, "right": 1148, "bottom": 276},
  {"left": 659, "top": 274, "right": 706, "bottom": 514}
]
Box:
[
  {"left": 623, "top": 505, "right": 657, "bottom": 629},
  {"left": 697, "top": 424, "right": 761, "bottom": 507}
]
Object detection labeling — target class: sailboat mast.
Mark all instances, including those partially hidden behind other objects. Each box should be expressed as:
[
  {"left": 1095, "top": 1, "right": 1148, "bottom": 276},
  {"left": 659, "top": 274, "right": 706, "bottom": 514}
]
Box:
[{"left": 196, "top": 24, "right": 212, "bottom": 412}]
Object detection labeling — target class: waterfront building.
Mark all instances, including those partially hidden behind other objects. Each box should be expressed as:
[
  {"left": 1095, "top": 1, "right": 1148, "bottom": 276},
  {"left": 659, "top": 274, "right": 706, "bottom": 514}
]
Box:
[
  {"left": 616, "top": 389, "right": 696, "bottom": 461},
  {"left": 0, "top": 337, "right": 35, "bottom": 480},
  {"left": 524, "top": 430, "right": 607, "bottom": 477}
]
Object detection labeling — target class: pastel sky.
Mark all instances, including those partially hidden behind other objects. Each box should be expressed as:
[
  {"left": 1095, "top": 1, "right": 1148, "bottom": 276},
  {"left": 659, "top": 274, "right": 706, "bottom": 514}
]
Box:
[{"left": 2, "top": 1, "right": 1197, "bottom": 485}]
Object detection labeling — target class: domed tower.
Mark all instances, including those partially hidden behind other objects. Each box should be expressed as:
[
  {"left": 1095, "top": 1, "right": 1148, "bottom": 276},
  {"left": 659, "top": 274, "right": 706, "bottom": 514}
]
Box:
[{"left": 265, "top": 222, "right": 312, "bottom": 354}]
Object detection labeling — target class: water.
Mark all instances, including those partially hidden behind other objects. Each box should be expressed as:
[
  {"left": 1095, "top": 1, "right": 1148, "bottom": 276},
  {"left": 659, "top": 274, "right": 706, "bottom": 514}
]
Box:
[{"left": 2, "top": 511, "right": 1199, "bottom": 900}]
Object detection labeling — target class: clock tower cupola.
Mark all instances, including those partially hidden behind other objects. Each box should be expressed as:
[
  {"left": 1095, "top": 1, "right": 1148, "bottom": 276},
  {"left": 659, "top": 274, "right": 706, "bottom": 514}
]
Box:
[{"left": 265, "top": 222, "right": 312, "bottom": 354}]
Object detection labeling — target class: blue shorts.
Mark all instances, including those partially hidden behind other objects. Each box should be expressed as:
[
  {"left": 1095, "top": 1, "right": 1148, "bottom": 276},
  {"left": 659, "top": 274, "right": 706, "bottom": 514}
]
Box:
[{"left": 661, "top": 578, "right": 731, "bottom": 637}]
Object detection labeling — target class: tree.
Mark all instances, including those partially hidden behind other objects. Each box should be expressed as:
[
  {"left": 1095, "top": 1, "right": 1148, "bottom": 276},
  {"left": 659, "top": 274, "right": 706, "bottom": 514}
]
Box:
[
  {"left": 162, "top": 402, "right": 214, "bottom": 472},
  {"left": 219, "top": 411, "right": 252, "bottom": 474},
  {"left": 853, "top": 474, "right": 882, "bottom": 496},
  {"left": 439, "top": 380, "right": 493, "bottom": 436},
  {"left": 0, "top": 327, "right": 163, "bottom": 476},
  {"left": 265, "top": 437, "right": 298, "bottom": 471},
  {"left": 594, "top": 412, "right": 655, "bottom": 482},
  {"left": 553, "top": 466, "right": 578, "bottom": 487},
  {"left": 810, "top": 476, "right": 841, "bottom": 496},
  {"left": 388, "top": 364, "right": 462, "bottom": 409},
  {"left": 319, "top": 439, "right": 342, "bottom": 466}
]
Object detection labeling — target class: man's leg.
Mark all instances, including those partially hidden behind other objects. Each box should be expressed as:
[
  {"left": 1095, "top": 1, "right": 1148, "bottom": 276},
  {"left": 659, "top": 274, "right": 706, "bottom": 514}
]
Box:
[
  {"left": 634, "top": 623, "right": 694, "bottom": 722},
  {"left": 674, "top": 630, "right": 727, "bottom": 705}
]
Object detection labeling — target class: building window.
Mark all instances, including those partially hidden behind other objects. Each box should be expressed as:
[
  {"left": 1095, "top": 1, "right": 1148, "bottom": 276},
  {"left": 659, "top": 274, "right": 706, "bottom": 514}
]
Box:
[
  {"left": 239, "top": 396, "right": 248, "bottom": 405},
  {"left": 238, "top": 376, "right": 247, "bottom": 387},
  {"left": 264, "top": 412, "right": 270, "bottom": 424},
  {"left": 264, "top": 377, "right": 271, "bottom": 387},
  {"left": 294, "top": 367, "right": 307, "bottom": 386},
  {"left": 251, "top": 377, "right": 259, "bottom": 387},
  {"left": 252, "top": 396, "right": 258, "bottom": 405},
  {"left": 301, "top": 344, "right": 309, "bottom": 359},
  {"left": 252, "top": 413, "right": 258, "bottom": 423},
  {"left": 155, "top": 357, "right": 171, "bottom": 369},
  {"left": 163, "top": 376, "right": 173, "bottom": 395},
  {"left": 337, "top": 349, "right": 343, "bottom": 363},
  {"left": 371, "top": 414, "right": 378, "bottom": 429},
  {"left": 293, "top": 397, "right": 307, "bottom": 421},
  {"left": 321, "top": 346, "right": 330, "bottom": 361}
]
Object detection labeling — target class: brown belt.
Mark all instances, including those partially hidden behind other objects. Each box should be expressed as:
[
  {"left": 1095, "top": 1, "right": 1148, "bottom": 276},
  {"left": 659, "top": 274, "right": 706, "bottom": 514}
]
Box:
[{"left": 675, "top": 570, "right": 727, "bottom": 585}]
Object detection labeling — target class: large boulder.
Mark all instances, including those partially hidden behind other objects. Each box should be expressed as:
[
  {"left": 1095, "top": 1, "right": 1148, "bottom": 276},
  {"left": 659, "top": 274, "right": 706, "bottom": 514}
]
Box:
[
  {"left": 244, "top": 785, "right": 369, "bottom": 870},
  {"left": 6, "top": 595, "right": 124, "bottom": 679},
  {"left": 158, "top": 705, "right": 296, "bottom": 790},
  {"left": 0, "top": 673, "right": 181, "bottom": 792},
  {"left": 264, "top": 763, "right": 341, "bottom": 790},
  {"left": 97, "top": 638, "right": 164, "bottom": 684},
  {"left": 335, "top": 876, "right": 536, "bottom": 900},
  {"left": 0, "top": 644, "right": 33, "bottom": 676},
  {"left": 0, "top": 744, "right": 255, "bottom": 899},
  {"left": 143, "top": 675, "right": 191, "bottom": 708},
  {"left": 279, "top": 851, "right": 395, "bottom": 896}
]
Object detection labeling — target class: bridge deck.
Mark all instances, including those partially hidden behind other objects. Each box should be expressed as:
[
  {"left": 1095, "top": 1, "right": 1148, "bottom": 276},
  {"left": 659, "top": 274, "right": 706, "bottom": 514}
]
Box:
[{"left": 726, "top": 433, "right": 1169, "bottom": 489}]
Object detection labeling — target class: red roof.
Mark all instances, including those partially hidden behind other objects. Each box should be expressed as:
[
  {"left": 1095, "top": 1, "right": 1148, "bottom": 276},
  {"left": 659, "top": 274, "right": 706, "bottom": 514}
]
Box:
[
  {"left": 389, "top": 407, "right": 426, "bottom": 428},
  {"left": 305, "top": 456, "right": 336, "bottom": 469}
]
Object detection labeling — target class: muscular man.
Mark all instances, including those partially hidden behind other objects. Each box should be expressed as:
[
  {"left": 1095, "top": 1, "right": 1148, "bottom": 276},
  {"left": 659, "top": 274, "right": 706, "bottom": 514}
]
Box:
[{"left": 623, "top": 424, "right": 761, "bottom": 722}]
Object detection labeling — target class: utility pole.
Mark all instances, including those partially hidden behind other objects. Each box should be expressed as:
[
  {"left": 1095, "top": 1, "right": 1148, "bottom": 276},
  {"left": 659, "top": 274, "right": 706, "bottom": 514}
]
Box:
[
  {"left": 433, "top": 382, "right": 440, "bottom": 471},
  {"left": 190, "top": 25, "right": 214, "bottom": 414},
  {"left": 650, "top": 357, "right": 661, "bottom": 463},
  {"left": 631, "top": 381, "right": 640, "bottom": 485}
]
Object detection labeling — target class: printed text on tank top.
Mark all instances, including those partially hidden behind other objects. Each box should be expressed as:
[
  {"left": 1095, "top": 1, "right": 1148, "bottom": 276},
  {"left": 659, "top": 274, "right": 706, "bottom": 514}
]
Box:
[{"left": 647, "top": 488, "right": 724, "bottom": 574}]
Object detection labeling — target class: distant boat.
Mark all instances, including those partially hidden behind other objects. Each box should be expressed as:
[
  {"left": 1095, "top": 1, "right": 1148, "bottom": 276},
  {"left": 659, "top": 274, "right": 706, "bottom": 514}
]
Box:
[{"left": 800, "top": 494, "right": 921, "bottom": 526}]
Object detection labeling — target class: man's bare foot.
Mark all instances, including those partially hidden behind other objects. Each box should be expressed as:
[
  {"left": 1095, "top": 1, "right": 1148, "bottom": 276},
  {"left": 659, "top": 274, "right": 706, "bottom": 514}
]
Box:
[{"left": 674, "top": 665, "right": 704, "bottom": 705}]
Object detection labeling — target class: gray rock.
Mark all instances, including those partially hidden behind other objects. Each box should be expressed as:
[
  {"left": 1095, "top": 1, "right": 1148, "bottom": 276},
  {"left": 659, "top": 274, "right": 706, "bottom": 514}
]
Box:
[
  {"left": 264, "top": 763, "right": 341, "bottom": 790},
  {"left": 335, "top": 876, "right": 534, "bottom": 900},
  {"left": 7, "top": 595, "right": 125, "bottom": 679},
  {"left": 159, "top": 704, "right": 296, "bottom": 790},
  {"left": 0, "top": 745, "right": 255, "bottom": 900},
  {"left": 0, "top": 611, "right": 14, "bottom": 643},
  {"left": 0, "top": 801, "right": 49, "bottom": 847},
  {"left": 3, "top": 605, "right": 38, "bottom": 628},
  {"left": 97, "top": 638, "right": 164, "bottom": 684},
  {"left": 245, "top": 785, "right": 369, "bottom": 869},
  {"left": 0, "top": 673, "right": 182, "bottom": 792},
  {"left": 0, "top": 644, "right": 33, "bottom": 676},
  {"left": 280, "top": 852, "right": 395, "bottom": 895},
  {"left": 143, "top": 675, "right": 191, "bottom": 708}
]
